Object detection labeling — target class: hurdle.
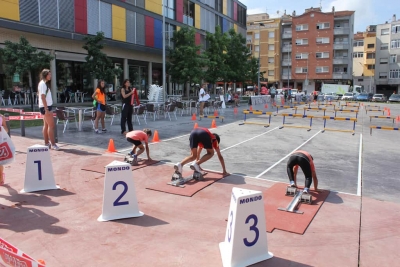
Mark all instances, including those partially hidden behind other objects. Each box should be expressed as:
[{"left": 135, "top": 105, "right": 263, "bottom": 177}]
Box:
[
  {"left": 239, "top": 110, "right": 273, "bottom": 127},
  {"left": 279, "top": 113, "right": 313, "bottom": 131},
  {"left": 321, "top": 116, "right": 357, "bottom": 135},
  {"left": 334, "top": 109, "right": 359, "bottom": 118},
  {"left": 369, "top": 116, "right": 398, "bottom": 124},
  {"left": 275, "top": 105, "right": 298, "bottom": 114},
  {"left": 199, "top": 115, "right": 224, "bottom": 122},
  {"left": 303, "top": 107, "right": 326, "bottom": 116},
  {"left": 365, "top": 109, "right": 385, "bottom": 115},
  {"left": 370, "top": 126, "right": 400, "bottom": 135},
  {"left": 344, "top": 102, "right": 360, "bottom": 107}
]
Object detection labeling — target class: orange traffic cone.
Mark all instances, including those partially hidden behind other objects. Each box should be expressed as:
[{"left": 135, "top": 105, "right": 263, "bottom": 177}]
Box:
[
  {"left": 234, "top": 107, "right": 238, "bottom": 114},
  {"left": 193, "top": 123, "right": 198, "bottom": 129},
  {"left": 191, "top": 113, "right": 197, "bottom": 120},
  {"left": 106, "top": 139, "right": 117, "bottom": 153},
  {"left": 264, "top": 104, "right": 268, "bottom": 109},
  {"left": 38, "top": 259, "right": 46, "bottom": 265},
  {"left": 152, "top": 130, "right": 160, "bottom": 142},
  {"left": 211, "top": 119, "right": 217, "bottom": 128},
  {"left": 249, "top": 105, "right": 253, "bottom": 111},
  {"left": 214, "top": 110, "right": 218, "bottom": 116}
]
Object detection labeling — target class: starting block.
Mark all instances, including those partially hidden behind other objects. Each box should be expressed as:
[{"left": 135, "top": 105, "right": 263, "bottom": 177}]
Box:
[
  {"left": 21, "top": 144, "right": 60, "bottom": 193},
  {"left": 98, "top": 160, "right": 144, "bottom": 221},
  {"left": 199, "top": 115, "right": 224, "bottom": 122},
  {"left": 124, "top": 154, "right": 138, "bottom": 166},
  {"left": 279, "top": 113, "right": 313, "bottom": 131},
  {"left": 168, "top": 171, "right": 205, "bottom": 188},
  {"left": 278, "top": 186, "right": 312, "bottom": 214},
  {"left": 220, "top": 187, "right": 273, "bottom": 267},
  {"left": 240, "top": 110, "right": 272, "bottom": 127},
  {"left": 0, "top": 238, "right": 46, "bottom": 267}
]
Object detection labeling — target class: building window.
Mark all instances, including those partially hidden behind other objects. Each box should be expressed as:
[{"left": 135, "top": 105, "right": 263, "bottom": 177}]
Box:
[
  {"left": 295, "top": 39, "right": 308, "bottom": 45},
  {"left": 381, "top": 28, "right": 390, "bottom": 35},
  {"left": 215, "top": 0, "right": 223, "bottom": 13},
  {"left": 367, "top": 53, "right": 375, "bottom": 59},
  {"left": 295, "top": 24, "right": 308, "bottom": 31},
  {"left": 316, "top": 37, "right": 330, "bottom": 44},
  {"left": 268, "top": 57, "right": 274, "bottom": 63},
  {"left": 316, "top": 66, "right": 329, "bottom": 73},
  {"left": 381, "top": 43, "right": 389, "bottom": 50},
  {"left": 268, "top": 44, "right": 274, "bottom": 50},
  {"left": 316, "top": 52, "right": 329, "bottom": 58},
  {"left": 367, "top": 43, "right": 375, "bottom": 49},
  {"left": 392, "top": 25, "right": 400, "bottom": 34},
  {"left": 353, "top": 40, "right": 364, "bottom": 47},
  {"left": 353, "top": 52, "right": 363, "bottom": 58},
  {"left": 380, "top": 58, "right": 388, "bottom": 64},
  {"left": 367, "top": 65, "right": 375, "bottom": 70},
  {"left": 390, "top": 54, "right": 398, "bottom": 63},
  {"left": 316, "top": 22, "right": 330, "bottom": 29},
  {"left": 379, "top": 72, "right": 388, "bottom": 79},
  {"left": 295, "top": 67, "right": 308, "bottom": 73},
  {"left": 268, "top": 70, "right": 274, "bottom": 76},
  {"left": 358, "top": 79, "right": 364, "bottom": 82},
  {"left": 255, "top": 45, "right": 259, "bottom": 52},
  {"left": 268, "top": 31, "right": 274, "bottom": 38},
  {"left": 389, "top": 69, "right": 400, "bottom": 79},
  {"left": 255, "top": 33, "right": 260, "bottom": 39},
  {"left": 164, "top": 0, "right": 175, "bottom": 19},
  {"left": 295, "top": 53, "right": 308, "bottom": 59},
  {"left": 391, "top": 39, "right": 400, "bottom": 49}
]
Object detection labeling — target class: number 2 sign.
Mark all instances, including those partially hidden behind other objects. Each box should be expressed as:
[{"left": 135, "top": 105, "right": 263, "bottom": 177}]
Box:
[
  {"left": 219, "top": 187, "right": 273, "bottom": 267},
  {"left": 97, "top": 160, "right": 144, "bottom": 222}
]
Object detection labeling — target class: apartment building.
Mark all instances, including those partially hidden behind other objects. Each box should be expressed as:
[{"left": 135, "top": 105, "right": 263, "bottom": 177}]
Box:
[
  {"left": 352, "top": 25, "right": 376, "bottom": 93},
  {"left": 0, "top": 0, "right": 247, "bottom": 102},
  {"left": 246, "top": 13, "right": 281, "bottom": 87},
  {"left": 280, "top": 7, "right": 354, "bottom": 92},
  {"left": 375, "top": 14, "right": 400, "bottom": 95}
]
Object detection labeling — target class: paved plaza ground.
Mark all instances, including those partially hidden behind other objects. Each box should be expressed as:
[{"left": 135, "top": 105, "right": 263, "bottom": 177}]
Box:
[{"left": 1, "top": 100, "right": 399, "bottom": 266}]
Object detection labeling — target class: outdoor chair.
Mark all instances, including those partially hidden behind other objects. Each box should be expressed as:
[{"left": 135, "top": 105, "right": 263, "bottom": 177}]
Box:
[
  {"left": 134, "top": 105, "right": 147, "bottom": 125},
  {"left": 165, "top": 103, "right": 177, "bottom": 121},
  {"left": 83, "top": 107, "right": 96, "bottom": 129},
  {"left": 175, "top": 101, "right": 185, "bottom": 116},
  {"left": 105, "top": 105, "right": 120, "bottom": 125},
  {"left": 146, "top": 103, "right": 157, "bottom": 121},
  {"left": 56, "top": 108, "right": 78, "bottom": 133}
]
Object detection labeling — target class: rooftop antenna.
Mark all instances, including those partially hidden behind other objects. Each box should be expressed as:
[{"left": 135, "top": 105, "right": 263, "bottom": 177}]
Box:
[{"left": 320, "top": 0, "right": 322, "bottom": 9}]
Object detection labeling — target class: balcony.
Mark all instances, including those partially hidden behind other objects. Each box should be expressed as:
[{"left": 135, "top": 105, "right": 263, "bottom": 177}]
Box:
[
  {"left": 183, "top": 15, "right": 193, "bottom": 26},
  {"left": 282, "top": 32, "right": 292, "bottom": 39},
  {"left": 334, "top": 27, "right": 350, "bottom": 35},
  {"left": 333, "top": 72, "right": 351, "bottom": 79},
  {"left": 247, "top": 39, "right": 252, "bottom": 44},
  {"left": 282, "top": 74, "right": 292, "bottom": 80},
  {"left": 333, "top": 42, "right": 349, "bottom": 50},
  {"left": 282, "top": 60, "right": 292, "bottom": 66},
  {"left": 282, "top": 45, "right": 292, "bottom": 52},
  {"left": 333, "top": 57, "right": 349, "bottom": 64},
  {"left": 388, "top": 78, "right": 400, "bottom": 85}
]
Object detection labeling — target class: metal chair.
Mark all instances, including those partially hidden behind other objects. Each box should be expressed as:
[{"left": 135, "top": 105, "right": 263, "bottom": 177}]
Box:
[
  {"left": 105, "top": 105, "right": 120, "bottom": 125},
  {"left": 134, "top": 105, "right": 147, "bottom": 125},
  {"left": 175, "top": 101, "right": 185, "bottom": 116},
  {"left": 165, "top": 103, "right": 177, "bottom": 121},
  {"left": 83, "top": 107, "right": 95, "bottom": 129},
  {"left": 55, "top": 108, "right": 77, "bottom": 133},
  {"left": 146, "top": 103, "right": 157, "bottom": 121}
]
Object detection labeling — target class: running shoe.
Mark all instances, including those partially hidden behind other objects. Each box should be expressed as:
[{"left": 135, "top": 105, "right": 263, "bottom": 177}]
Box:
[
  {"left": 190, "top": 162, "right": 201, "bottom": 173},
  {"left": 174, "top": 162, "right": 183, "bottom": 174},
  {"left": 51, "top": 144, "right": 60, "bottom": 151}
]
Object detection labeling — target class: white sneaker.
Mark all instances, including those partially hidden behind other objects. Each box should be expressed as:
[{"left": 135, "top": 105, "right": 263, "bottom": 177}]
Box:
[
  {"left": 290, "top": 181, "right": 296, "bottom": 187},
  {"left": 51, "top": 144, "right": 60, "bottom": 151},
  {"left": 174, "top": 162, "right": 182, "bottom": 174},
  {"left": 190, "top": 162, "right": 201, "bottom": 173},
  {"left": 303, "top": 188, "right": 309, "bottom": 194}
]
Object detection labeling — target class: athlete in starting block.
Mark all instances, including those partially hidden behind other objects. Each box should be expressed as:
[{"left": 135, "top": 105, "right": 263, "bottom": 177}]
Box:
[
  {"left": 174, "top": 127, "right": 228, "bottom": 177},
  {"left": 287, "top": 150, "right": 318, "bottom": 194},
  {"left": 125, "top": 129, "right": 152, "bottom": 165}
]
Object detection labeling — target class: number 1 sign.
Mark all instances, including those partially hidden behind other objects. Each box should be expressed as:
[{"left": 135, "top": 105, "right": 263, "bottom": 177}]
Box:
[
  {"left": 21, "top": 145, "right": 59, "bottom": 193},
  {"left": 219, "top": 187, "right": 273, "bottom": 267},
  {"left": 97, "top": 160, "right": 144, "bottom": 222}
]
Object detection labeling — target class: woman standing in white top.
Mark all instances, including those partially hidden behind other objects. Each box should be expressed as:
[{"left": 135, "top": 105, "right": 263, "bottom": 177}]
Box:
[{"left": 38, "top": 69, "right": 59, "bottom": 150}]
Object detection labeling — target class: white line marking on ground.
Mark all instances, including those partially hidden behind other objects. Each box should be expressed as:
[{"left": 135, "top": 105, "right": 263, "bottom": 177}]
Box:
[
  {"left": 117, "top": 122, "right": 237, "bottom": 153},
  {"left": 357, "top": 133, "right": 363, "bottom": 196},
  {"left": 255, "top": 130, "right": 322, "bottom": 178},
  {"left": 220, "top": 127, "right": 279, "bottom": 152}
]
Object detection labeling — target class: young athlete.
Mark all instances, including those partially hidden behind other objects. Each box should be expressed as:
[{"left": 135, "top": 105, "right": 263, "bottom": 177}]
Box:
[
  {"left": 125, "top": 129, "right": 152, "bottom": 164},
  {"left": 287, "top": 150, "right": 318, "bottom": 193},
  {"left": 174, "top": 127, "right": 228, "bottom": 175},
  {"left": 0, "top": 114, "right": 9, "bottom": 186}
]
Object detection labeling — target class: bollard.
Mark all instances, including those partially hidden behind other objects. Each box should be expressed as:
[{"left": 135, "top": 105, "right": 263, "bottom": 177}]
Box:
[
  {"left": 21, "top": 120, "right": 25, "bottom": 136},
  {"left": 4, "top": 113, "right": 11, "bottom": 137},
  {"left": 53, "top": 117, "right": 58, "bottom": 143}
]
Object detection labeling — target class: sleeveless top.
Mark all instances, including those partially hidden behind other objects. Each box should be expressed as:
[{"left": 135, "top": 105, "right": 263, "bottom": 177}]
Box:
[{"left": 121, "top": 87, "right": 133, "bottom": 106}]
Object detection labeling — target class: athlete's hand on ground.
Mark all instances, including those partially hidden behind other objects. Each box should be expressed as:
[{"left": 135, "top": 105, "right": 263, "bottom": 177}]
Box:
[
  {"left": 147, "top": 158, "right": 152, "bottom": 161},
  {"left": 222, "top": 171, "right": 229, "bottom": 176}
]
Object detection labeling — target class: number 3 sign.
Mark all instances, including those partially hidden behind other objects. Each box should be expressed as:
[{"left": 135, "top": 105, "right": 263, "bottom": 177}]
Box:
[
  {"left": 219, "top": 187, "right": 273, "bottom": 267},
  {"left": 97, "top": 160, "right": 144, "bottom": 222}
]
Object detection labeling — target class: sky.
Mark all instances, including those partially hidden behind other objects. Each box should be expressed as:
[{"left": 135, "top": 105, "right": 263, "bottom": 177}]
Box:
[{"left": 240, "top": 0, "right": 400, "bottom": 32}]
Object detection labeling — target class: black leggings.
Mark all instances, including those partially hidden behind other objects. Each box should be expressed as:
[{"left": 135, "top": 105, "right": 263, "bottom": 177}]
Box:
[
  {"left": 121, "top": 104, "right": 133, "bottom": 133},
  {"left": 287, "top": 154, "right": 313, "bottom": 188}
]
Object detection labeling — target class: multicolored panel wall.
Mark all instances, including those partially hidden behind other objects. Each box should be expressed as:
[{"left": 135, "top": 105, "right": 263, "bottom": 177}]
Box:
[
  {"left": 0, "top": 0, "right": 19, "bottom": 21},
  {"left": 145, "top": 0, "right": 162, "bottom": 15}
]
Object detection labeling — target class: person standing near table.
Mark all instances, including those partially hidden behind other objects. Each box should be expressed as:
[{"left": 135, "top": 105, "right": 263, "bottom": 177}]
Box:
[
  {"left": 38, "top": 69, "right": 59, "bottom": 150},
  {"left": 199, "top": 84, "right": 206, "bottom": 115},
  {"left": 92, "top": 80, "right": 107, "bottom": 134},
  {"left": 120, "top": 79, "right": 140, "bottom": 135}
]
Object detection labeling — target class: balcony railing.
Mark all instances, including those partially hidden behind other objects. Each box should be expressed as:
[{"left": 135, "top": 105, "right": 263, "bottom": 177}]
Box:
[
  {"left": 333, "top": 42, "right": 349, "bottom": 50},
  {"left": 282, "top": 45, "right": 292, "bottom": 52},
  {"left": 282, "top": 74, "right": 292, "bottom": 79},
  {"left": 282, "top": 60, "right": 292, "bottom": 66},
  {"left": 334, "top": 27, "right": 350, "bottom": 35},
  {"left": 333, "top": 57, "right": 349, "bottom": 64},
  {"left": 183, "top": 15, "right": 193, "bottom": 26},
  {"left": 282, "top": 32, "right": 292, "bottom": 39},
  {"left": 246, "top": 39, "right": 252, "bottom": 44},
  {"left": 333, "top": 72, "right": 350, "bottom": 79}
]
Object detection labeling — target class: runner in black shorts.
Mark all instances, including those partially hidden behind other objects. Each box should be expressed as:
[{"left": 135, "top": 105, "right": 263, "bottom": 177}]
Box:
[
  {"left": 287, "top": 150, "right": 318, "bottom": 193},
  {"left": 174, "top": 127, "right": 228, "bottom": 175}
]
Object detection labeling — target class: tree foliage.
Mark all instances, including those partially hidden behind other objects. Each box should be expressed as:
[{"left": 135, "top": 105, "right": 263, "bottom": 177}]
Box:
[
  {"left": 204, "top": 26, "right": 228, "bottom": 87},
  {"left": 82, "top": 32, "right": 122, "bottom": 82},
  {"left": 225, "top": 29, "right": 251, "bottom": 83},
  {"left": 246, "top": 56, "right": 267, "bottom": 85},
  {"left": 167, "top": 26, "right": 205, "bottom": 85}
]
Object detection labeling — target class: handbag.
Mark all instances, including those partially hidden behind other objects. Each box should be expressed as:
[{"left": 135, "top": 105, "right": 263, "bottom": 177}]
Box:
[{"left": 0, "top": 126, "right": 15, "bottom": 165}]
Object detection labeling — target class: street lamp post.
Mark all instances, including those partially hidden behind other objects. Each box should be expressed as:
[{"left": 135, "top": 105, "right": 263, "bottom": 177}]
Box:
[
  {"left": 162, "top": 0, "right": 166, "bottom": 102},
  {"left": 255, "top": 23, "right": 264, "bottom": 90}
]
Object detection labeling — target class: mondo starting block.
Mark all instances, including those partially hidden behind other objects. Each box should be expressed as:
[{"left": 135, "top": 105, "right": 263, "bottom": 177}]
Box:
[
  {"left": 219, "top": 187, "right": 273, "bottom": 267},
  {"left": 21, "top": 145, "right": 60, "bottom": 193},
  {"left": 303, "top": 107, "right": 326, "bottom": 116},
  {"left": 365, "top": 109, "right": 385, "bottom": 115},
  {"left": 369, "top": 115, "right": 397, "bottom": 124},
  {"left": 321, "top": 116, "right": 357, "bottom": 135},
  {"left": 370, "top": 126, "right": 400, "bottom": 135},
  {"left": 240, "top": 110, "right": 273, "bottom": 127},
  {"left": 334, "top": 109, "right": 359, "bottom": 118},
  {"left": 98, "top": 160, "right": 144, "bottom": 221},
  {"left": 199, "top": 115, "right": 224, "bottom": 122},
  {"left": 279, "top": 113, "right": 313, "bottom": 131},
  {"left": 0, "top": 238, "right": 46, "bottom": 267}
]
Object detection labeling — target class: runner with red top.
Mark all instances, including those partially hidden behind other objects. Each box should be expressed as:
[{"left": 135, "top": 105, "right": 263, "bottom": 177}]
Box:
[
  {"left": 174, "top": 127, "right": 228, "bottom": 176},
  {"left": 125, "top": 129, "right": 152, "bottom": 165}
]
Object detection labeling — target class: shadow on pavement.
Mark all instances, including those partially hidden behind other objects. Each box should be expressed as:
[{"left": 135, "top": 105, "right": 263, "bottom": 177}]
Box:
[
  {"left": 60, "top": 148, "right": 101, "bottom": 156},
  {"left": 114, "top": 214, "right": 169, "bottom": 227},
  {"left": 251, "top": 256, "right": 313, "bottom": 267},
  {"left": 325, "top": 191, "right": 344, "bottom": 204}
]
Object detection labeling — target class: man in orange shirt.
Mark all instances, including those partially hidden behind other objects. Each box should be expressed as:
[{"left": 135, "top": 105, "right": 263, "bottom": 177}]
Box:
[
  {"left": 125, "top": 129, "right": 152, "bottom": 164},
  {"left": 287, "top": 150, "right": 318, "bottom": 194}
]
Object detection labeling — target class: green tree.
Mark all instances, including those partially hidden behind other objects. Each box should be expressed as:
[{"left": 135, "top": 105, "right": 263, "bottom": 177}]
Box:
[
  {"left": 167, "top": 26, "right": 205, "bottom": 95},
  {"left": 0, "top": 36, "right": 54, "bottom": 90},
  {"left": 204, "top": 26, "right": 228, "bottom": 91},
  {"left": 82, "top": 32, "right": 122, "bottom": 84},
  {"left": 225, "top": 29, "right": 251, "bottom": 85},
  {"left": 246, "top": 56, "right": 266, "bottom": 85}
]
